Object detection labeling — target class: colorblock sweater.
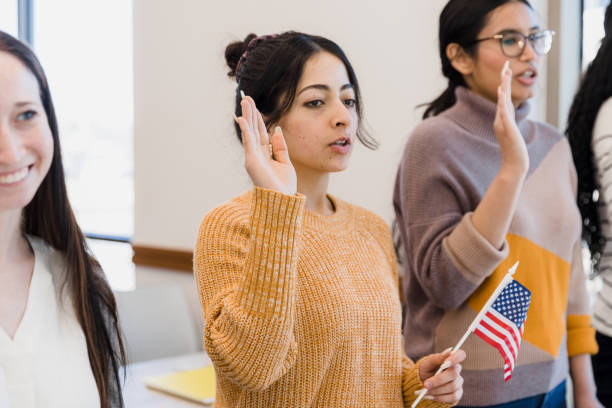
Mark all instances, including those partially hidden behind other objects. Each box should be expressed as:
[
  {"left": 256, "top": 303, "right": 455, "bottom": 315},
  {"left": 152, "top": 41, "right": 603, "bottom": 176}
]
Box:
[
  {"left": 194, "top": 188, "right": 449, "bottom": 408},
  {"left": 393, "top": 87, "right": 598, "bottom": 406},
  {"left": 592, "top": 97, "right": 612, "bottom": 337}
]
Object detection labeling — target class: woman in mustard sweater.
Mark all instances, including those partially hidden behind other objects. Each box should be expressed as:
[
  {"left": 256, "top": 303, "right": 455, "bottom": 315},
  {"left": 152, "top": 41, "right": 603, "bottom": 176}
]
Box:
[{"left": 193, "top": 31, "right": 466, "bottom": 407}]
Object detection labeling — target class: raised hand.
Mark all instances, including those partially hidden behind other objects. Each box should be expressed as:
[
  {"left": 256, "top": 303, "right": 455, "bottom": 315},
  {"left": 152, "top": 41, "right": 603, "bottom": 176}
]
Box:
[
  {"left": 234, "top": 92, "right": 297, "bottom": 196},
  {"left": 493, "top": 61, "right": 529, "bottom": 176}
]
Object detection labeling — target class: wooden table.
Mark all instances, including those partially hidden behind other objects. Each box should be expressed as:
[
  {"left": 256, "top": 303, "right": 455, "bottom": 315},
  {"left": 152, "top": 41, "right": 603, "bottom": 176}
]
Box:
[{"left": 122, "top": 352, "right": 213, "bottom": 407}]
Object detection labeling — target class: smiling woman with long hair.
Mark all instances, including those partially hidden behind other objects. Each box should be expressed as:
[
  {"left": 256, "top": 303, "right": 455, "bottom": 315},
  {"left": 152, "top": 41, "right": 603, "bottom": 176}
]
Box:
[{"left": 0, "top": 31, "right": 125, "bottom": 408}]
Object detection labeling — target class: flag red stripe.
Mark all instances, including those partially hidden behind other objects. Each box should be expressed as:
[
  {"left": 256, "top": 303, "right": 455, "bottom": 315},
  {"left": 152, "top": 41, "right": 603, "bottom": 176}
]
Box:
[
  {"left": 474, "top": 328, "right": 513, "bottom": 369},
  {"left": 480, "top": 316, "right": 518, "bottom": 362},
  {"left": 487, "top": 311, "right": 521, "bottom": 349}
]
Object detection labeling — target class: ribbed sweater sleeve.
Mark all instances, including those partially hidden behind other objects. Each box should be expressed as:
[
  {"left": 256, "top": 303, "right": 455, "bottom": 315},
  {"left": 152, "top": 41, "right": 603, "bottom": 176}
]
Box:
[
  {"left": 193, "top": 187, "right": 305, "bottom": 391},
  {"left": 395, "top": 122, "right": 508, "bottom": 310},
  {"left": 401, "top": 356, "right": 452, "bottom": 408}
]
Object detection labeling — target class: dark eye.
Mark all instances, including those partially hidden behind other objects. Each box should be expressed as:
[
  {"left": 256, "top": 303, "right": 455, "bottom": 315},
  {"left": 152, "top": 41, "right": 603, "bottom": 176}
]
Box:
[
  {"left": 305, "top": 100, "right": 324, "bottom": 108},
  {"left": 501, "top": 34, "right": 521, "bottom": 46},
  {"left": 17, "top": 110, "right": 37, "bottom": 121},
  {"left": 344, "top": 99, "right": 356, "bottom": 108}
]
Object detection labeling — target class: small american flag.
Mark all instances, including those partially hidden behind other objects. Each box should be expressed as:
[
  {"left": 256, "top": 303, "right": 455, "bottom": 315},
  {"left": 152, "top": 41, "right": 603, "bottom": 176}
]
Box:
[{"left": 474, "top": 279, "right": 531, "bottom": 382}]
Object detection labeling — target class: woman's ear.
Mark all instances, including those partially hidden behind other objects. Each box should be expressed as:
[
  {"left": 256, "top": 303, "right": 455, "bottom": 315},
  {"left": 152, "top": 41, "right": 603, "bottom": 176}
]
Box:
[{"left": 446, "top": 43, "right": 474, "bottom": 76}]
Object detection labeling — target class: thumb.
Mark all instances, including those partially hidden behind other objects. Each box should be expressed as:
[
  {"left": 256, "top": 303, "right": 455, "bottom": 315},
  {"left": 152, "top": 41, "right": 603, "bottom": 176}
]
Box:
[
  {"left": 271, "top": 126, "right": 291, "bottom": 164},
  {"left": 422, "top": 347, "right": 452, "bottom": 372}
]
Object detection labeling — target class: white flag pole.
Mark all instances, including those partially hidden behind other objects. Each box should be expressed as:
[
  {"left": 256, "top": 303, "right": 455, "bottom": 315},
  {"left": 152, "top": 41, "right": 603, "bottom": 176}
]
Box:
[{"left": 411, "top": 261, "right": 519, "bottom": 408}]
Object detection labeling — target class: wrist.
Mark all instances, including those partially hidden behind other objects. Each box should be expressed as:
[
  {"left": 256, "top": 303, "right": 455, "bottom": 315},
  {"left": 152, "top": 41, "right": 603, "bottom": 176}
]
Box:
[{"left": 497, "top": 164, "right": 527, "bottom": 185}]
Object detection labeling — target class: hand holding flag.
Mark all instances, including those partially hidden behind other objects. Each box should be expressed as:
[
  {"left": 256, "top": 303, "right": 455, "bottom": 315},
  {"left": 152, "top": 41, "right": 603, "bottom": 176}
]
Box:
[{"left": 412, "top": 261, "right": 530, "bottom": 407}]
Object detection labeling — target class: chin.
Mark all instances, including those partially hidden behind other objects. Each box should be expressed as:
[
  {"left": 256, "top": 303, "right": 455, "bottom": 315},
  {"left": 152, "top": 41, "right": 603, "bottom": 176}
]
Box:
[
  {"left": 326, "top": 159, "right": 351, "bottom": 173},
  {"left": 0, "top": 189, "right": 39, "bottom": 211}
]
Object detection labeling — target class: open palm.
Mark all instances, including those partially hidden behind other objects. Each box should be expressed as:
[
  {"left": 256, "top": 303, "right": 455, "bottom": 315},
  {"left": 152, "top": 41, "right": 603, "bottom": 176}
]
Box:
[
  {"left": 493, "top": 61, "right": 529, "bottom": 174},
  {"left": 235, "top": 94, "right": 297, "bottom": 196}
]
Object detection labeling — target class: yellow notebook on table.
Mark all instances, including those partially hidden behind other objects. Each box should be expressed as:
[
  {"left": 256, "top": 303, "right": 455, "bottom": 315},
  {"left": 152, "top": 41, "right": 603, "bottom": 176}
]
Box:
[{"left": 143, "top": 365, "right": 216, "bottom": 405}]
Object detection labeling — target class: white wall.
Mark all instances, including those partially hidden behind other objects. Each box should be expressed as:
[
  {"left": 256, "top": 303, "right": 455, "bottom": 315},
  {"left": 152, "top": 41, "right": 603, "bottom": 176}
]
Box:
[{"left": 133, "top": 0, "right": 550, "bottom": 251}]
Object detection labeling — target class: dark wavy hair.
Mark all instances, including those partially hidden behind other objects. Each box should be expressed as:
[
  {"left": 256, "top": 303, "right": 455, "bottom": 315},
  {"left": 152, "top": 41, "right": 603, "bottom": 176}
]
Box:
[
  {"left": 0, "top": 31, "right": 126, "bottom": 407},
  {"left": 566, "top": 3, "right": 612, "bottom": 275},
  {"left": 224, "top": 31, "right": 377, "bottom": 149},
  {"left": 423, "top": 0, "right": 532, "bottom": 118}
]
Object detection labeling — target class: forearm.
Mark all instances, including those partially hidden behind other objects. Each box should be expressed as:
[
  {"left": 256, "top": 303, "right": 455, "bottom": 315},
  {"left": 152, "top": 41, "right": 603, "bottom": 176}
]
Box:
[
  {"left": 570, "top": 354, "right": 599, "bottom": 404},
  {"left": 471, "top": 167, "right": 525, "bottom": 249},
  {"left": 195, "top": 187, "right": 305, "bottom": 391}
]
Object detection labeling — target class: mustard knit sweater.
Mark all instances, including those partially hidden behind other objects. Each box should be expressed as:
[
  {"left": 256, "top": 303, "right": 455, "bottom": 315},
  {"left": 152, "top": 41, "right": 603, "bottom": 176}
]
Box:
[{"left": 194, "top": 187, "right": 448, "bottom": 408}]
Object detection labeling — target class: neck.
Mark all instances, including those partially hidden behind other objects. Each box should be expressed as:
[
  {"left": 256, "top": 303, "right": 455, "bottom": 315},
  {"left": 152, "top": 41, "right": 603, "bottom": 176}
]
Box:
[
  {"left": 0, "top": 209, "right": 29, "bottom": 266},
  {"left": 295, "top": 167, "right": 333, "bottom": 216}
]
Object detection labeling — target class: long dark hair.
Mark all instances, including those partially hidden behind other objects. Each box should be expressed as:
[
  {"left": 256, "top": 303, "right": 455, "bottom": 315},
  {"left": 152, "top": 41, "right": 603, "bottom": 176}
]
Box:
[
  {"left": 423, "top": 0, "right": 532, "bottom": 118},
  {"left": 0, "top": 31, "right": 126, "bottom": 407},
  {"left": 224, "top": 31, "right": 377, "bottom": 149},
  {"left": 566, "top": 3, "right": 612, "bottom": 275}
]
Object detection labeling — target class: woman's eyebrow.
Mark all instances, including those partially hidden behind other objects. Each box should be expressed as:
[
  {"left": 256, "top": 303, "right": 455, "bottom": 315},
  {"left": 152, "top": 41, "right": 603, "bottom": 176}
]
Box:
[
  {"left": 297, "top": 83, "right": 353, "bottom": 96},
  {"left": 297, "top": 84, "right": 329, "bottom": 96}
]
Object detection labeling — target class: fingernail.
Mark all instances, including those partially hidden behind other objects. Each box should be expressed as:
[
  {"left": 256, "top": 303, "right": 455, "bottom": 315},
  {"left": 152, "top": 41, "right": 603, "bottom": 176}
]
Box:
[
  {"left": 275, "top": 126, "right": 282, "bottom": 134},
  {"left": 424, "top": 396, "right": 435, "bottom": 400},
  {"left": 240, "top": 90, "right": 246, "bottom": 99},
  {"left": 233, "top": 113, "right": 239, "bottom": 122},
  {"left": 424, "top": 380, "right": 431, "bottom": 389},
  {"left": 442, "top": 347, "right": 452, "bottom": 355},
  {"left": 414, "top": 389, "right": 426, "bottom": 395},
  {"left": 440, "top": 360, "right": 451, "bottom": 371}
]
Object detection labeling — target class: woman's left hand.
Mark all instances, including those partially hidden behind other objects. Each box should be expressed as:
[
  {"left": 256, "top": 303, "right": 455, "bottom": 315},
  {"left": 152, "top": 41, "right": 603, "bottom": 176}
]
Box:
[{"left": 418, "top": 349, "right": 466, "bottom": 405}]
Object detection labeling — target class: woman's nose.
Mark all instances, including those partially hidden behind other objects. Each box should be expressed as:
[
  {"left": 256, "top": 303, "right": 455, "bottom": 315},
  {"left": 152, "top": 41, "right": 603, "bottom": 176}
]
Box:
[{"left": 0, "top": 123, "right": 24, "bottom": 164}]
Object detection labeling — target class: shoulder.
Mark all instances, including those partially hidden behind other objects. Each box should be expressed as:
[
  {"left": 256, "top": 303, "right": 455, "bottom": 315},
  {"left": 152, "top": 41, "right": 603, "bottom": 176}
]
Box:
[
  {"left": 404, "top": 115, "right": 458, "bottom": 156},
  {"left": 526, "top": 118, "right": 569, "bottom": 158},
  {"left": 26, "top": 235, "right": 67, "bottom": 276},
  {"left": 341, "top": 200, "right": 393, "bottom": 245},
  {"left": 594, "top": 97, "right": 612, "bottom": 141},
  {"left": 530, "top": 118, "right": 563, "bottom": 139},
  {"left": 197, "top": 191, "right": 252, "bottom": 238},
  {"left": 25, "top": 235, "right": 71, "bottom": 300}
]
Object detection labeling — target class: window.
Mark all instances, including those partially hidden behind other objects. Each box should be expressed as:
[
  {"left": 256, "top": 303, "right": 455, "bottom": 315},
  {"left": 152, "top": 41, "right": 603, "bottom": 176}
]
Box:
[
  {"left": 32, "top": 1, "right": 135, "bottom": 289},
  {"left": 0, "top": 0, "right": 18, "bottom": 37},
  {"left": 583, "top": 0, "right": 610, "bottom": 69},
  {"left": 33, "top": 0, "right": 134, "bottom": 239}
]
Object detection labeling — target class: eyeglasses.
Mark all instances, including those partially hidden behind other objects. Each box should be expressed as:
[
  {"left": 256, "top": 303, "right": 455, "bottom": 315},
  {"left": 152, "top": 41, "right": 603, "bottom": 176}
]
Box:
[{"left": 472, "top": 29, "right": 555, "bottom": 57}]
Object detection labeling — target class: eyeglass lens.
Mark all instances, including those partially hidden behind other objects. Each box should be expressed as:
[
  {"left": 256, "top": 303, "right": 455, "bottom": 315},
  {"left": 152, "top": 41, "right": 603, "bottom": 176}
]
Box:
[{"left": 501, "top": 31, "right": 553, "bottom": 57}]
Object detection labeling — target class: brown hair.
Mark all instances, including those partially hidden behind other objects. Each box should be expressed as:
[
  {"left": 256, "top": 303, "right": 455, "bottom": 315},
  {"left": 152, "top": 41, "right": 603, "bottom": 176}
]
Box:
[
  {"left": 0, "top": 30, "right": 126, "bottom": 407},
  {"left": 423, "top": 0, "right": 533, "bottom": 118},
  {"left": 225, "top": 31, "right": 377, "bottom": 149}
]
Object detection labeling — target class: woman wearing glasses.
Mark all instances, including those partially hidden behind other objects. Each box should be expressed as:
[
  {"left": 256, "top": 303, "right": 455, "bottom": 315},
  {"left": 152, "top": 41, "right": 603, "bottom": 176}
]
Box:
[
  {"left": 394, "top": 0, "right": 600, "bottom": 406},
  {"left": 567, "top": 3, "right": 612, "bottom": 406}
]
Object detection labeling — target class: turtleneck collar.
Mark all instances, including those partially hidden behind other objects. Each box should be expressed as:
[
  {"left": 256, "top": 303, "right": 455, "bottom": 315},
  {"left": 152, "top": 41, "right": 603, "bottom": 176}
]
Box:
[{"left": 444, "top": 86, "right": 531, "bottom": 142}]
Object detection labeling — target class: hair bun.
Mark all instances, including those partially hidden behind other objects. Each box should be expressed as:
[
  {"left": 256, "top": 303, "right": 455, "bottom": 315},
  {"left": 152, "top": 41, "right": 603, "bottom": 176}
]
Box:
[{"left": 225, "top": 33, "right": 257, "bottom": 78}]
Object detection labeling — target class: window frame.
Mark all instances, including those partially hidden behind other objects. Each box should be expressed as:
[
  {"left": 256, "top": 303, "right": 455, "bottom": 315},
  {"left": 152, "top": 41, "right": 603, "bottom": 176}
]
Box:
[{"left": 17, "top": 0, "right": 132, "bottom": 244}]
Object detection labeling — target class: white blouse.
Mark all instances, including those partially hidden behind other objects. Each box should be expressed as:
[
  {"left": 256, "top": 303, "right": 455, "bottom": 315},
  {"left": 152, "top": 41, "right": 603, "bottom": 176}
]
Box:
[
  {"left": 593, "top": 97, "right": 612, "bottom": 337},
  {"left": 0, "top": 236, "right": 100, "bottom": 407}
]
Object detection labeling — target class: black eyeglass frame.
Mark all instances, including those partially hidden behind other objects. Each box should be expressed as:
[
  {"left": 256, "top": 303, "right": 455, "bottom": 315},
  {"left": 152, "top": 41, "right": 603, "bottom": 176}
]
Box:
[{"left": 471, "top": 29, "right": 556, "bottom": 57}]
